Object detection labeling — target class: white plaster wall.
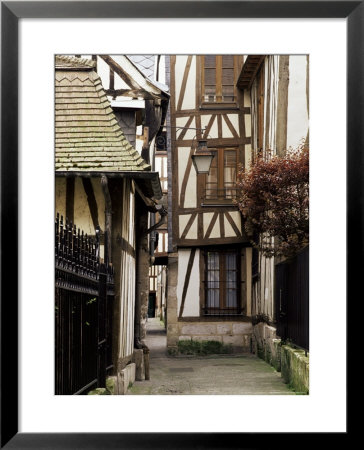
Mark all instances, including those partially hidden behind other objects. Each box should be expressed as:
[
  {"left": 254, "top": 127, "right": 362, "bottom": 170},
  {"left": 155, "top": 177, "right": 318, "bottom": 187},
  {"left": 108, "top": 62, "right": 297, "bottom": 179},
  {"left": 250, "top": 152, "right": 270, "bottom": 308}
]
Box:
[
  {"left": 228, "top": 211, "right": 241, "bottom": 229},
  {"left": 222, "top": 119, "right": 234, "bottom": 138},
  {"left": 181, "top": 55, "right": 196, "bottom": 110},
  {"left": 128, "top": 190, "right": 135, "bottom": 246},
  {"left": 118, "top": 250, "right": 136, "bottom": 359},
  {"left": 177, "top": 249, "right": 200, "bottom": 317},
  {"left": 184, "top": 167, "right": 197, "bottom": 208},
  {"left": 226, "top": 114, "right": 240, "bottom": 137},
  {"left": 74, "top": 177, "right": 94, "bottom": 234},
  {"left": 95, "top": 56, "right": 110, "bottom": 90},
  {"left": 55, "top": 178, "right": 66, "bottom": 219},
  {"left": 210, "top": 217, "right": 220, "bottom": 238},
  {"left": 178, "top": 146, "right": 190, "bottom": 198},
  {"left": 155, "top": 157, "right": 161, "bottom": 173},
  {"left": 224, "top": 215, "right": 235, "bottom": 237},
  {"left": 203, "top": 212, "right": 214, "bottom": 237},
  {"left": 178, "top": 146, "right": 196, "bottom": 208},
  {"left": 245, "top": 113, "right": 252, "bottom": 140},
  {"left": 179, "top": 214, "right": 191, "bottom": 237},
  {"left": 250, "top": 80, "right": 258, "bottom": 150},
  {"left": 201, "top": 114, "right": 218, "bottom": 139},
  {"left": 176, "top": 116, "right": 196, "bottom": 140},
  {"left": 287, "top": 55, "right": 309, "bottom": 149},
  {"left": 118, "top": 179, "right": 136, "bottom": 359},
  {"left": 244, "top": 90, "right": 251, "bottom": 107},
  {"left": 185, "top": 216, "right": 197, "bottom": 239},
  {"left": 267, "top": 55, "right": 279, "bottom": 151},
  {"left": 157, "top": 55, "right": 166, "bottom": 84},
  {"left": 135, "top": 136, "right": 143, "bottom": 154},
  {"left": 245, "top": 143, "right": 252, "bottom": 169},
  {"left": 174, "top": 55, "right": 189, "bottom": 107},
  {"left": 113, "top": 71, "right": 130, "bottom": 90},
  {"left": 90, "top": 178, "right": 105, "bottom": 231}
]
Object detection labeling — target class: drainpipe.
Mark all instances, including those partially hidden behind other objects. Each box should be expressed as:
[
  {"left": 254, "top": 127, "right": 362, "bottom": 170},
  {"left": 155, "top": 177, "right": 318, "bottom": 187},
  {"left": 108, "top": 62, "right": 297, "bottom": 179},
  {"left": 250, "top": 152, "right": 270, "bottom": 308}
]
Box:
[
  {"left": 146, "top": 205, "right": 167, "bottom": 235},
  {"left": 149, "top": 136, "right": 157, "bottom": 258},
  {"left": 101, "top": 174, "right": 112, "bottom": 266}
]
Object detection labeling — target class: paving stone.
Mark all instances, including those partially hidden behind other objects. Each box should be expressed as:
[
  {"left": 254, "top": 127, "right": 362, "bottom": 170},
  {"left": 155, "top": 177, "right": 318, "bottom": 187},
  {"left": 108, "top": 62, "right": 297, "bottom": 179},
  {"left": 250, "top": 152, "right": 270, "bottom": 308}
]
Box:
[{"left": 127, "top": 318, "right": 294, "bottom": 396}]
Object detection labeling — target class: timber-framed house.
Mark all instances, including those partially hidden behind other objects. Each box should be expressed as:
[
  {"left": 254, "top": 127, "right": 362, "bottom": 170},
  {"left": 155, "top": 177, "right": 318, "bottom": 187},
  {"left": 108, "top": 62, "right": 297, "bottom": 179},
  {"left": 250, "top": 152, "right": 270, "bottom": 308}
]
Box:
[
  {"left": 167, "top": 55, "right": 254, "bottom": 351},
  {"left": 237, "top": 55, "right": 309, "bottom": 363},
  {"left": 55, "top": 55, "right": 167, "bottom": 394}
]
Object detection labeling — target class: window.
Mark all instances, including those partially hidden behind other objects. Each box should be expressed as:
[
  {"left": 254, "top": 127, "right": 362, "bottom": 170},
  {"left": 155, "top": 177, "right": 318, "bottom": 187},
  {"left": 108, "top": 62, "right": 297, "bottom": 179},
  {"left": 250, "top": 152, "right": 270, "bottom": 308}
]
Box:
[
  {"left": 204, "top": 148, "right": 238, "bottom": 203},
  {"left": 156, "top": 131, "right": 167, "bottom": 152},
  {"left": 204, "top": 250, "right": 241, "bottom": 316},
  {"left": 201, "top": 55, "right": 236, "bottom": 104}
]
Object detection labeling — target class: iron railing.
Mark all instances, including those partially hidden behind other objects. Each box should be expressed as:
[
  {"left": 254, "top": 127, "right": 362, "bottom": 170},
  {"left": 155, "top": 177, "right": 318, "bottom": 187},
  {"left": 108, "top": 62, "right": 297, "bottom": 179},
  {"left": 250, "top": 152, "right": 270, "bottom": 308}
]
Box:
[
  {"left": 203, "top": 187, "right": 238, "bottom": 202},
  {"left": 202, "top": 280, "right": 244, "bottom": 316},
  {"left": 55, "top": 214, "right": 114, "bottom": 395},
  {"left": 275, "top": 246, "right": 309, "bottom": 352}
]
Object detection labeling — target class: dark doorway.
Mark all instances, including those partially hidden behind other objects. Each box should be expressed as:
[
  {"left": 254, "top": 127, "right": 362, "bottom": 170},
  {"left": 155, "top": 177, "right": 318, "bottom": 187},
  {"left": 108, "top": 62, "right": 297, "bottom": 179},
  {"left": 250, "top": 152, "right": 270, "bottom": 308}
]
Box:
[{"left": 148, "top": 292, "right": 156, "bottom": 318}]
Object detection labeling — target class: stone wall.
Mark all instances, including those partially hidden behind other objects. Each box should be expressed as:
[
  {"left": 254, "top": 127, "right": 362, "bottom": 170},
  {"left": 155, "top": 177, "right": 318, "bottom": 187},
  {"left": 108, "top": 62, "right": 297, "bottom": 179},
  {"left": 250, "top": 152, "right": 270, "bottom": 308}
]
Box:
[
  {"left": 281, "top": 345, "right": 309, "bottom": 394},
  {"left": 178, "top": 321, "right": 252, "bottom": 352},
  {"left": 252, "top": 322, "right": 309, "bottom": 394},
  {"left": 88, "top": 363, "right": 136, "bottom": 395},
  {"left": 252, "top": 322, "right": 281, "bottom": 371},
  {"left": 166, "top": 253, "right": 179, "bottom": 350}
]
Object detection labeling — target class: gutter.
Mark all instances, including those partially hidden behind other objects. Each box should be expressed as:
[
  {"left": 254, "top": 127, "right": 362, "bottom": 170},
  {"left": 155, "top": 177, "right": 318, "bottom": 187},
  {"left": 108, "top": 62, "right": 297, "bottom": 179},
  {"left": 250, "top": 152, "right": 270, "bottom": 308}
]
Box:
[
  {"left": 146, "top": 204, "right": 167, "bottom": 235},
  {"left": 55, "top": 170, "right": 163, "bottom": 201}
]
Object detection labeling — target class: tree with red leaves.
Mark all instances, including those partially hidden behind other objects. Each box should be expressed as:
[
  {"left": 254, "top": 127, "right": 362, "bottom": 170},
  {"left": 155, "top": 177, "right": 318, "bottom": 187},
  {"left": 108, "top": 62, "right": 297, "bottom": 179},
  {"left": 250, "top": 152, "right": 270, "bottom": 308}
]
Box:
[{"left": 236, "top": 145, "right": 309, "bottom": 258}]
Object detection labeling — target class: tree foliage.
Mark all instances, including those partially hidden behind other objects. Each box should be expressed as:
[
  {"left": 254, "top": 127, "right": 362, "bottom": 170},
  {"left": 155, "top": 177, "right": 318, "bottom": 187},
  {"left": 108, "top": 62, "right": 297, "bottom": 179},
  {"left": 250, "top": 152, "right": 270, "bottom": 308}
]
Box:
[{"left": 236, "top": 145, "right": 309, "bottom": 258}]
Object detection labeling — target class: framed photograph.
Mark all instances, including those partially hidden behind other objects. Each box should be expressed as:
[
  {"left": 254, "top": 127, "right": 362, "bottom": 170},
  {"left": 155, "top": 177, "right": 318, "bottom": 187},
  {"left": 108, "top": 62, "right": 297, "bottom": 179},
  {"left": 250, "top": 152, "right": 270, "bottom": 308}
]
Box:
[{"left": 1, "top": 1, "right": 357, "bottom": 447}]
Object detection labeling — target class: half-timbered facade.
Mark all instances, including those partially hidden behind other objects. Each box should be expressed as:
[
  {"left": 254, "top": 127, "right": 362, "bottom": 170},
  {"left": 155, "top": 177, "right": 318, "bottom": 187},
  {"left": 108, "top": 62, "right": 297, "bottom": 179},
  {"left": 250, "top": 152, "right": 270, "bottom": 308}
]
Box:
[
  {"left": 72, "top": 54, "right": 170, "bottom": 344},
  {"left": 55, "top": 55, "right": 164, "bottom": 393},
  {"left": 237, "top": 55, "right": 309, "bottom": 360},
  {"left": 167, "top": 55, "right": 254, "bottom": 351}
]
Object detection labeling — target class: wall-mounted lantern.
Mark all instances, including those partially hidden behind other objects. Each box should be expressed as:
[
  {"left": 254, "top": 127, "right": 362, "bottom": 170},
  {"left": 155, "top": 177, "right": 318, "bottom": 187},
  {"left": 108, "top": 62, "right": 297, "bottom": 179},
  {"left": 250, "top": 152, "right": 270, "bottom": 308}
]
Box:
[
  {"left": 167, "top": 126, "right": 215, "bottom": 175},
  {"left": 191, "top": 138, "right": 215, "bottom": 174}
]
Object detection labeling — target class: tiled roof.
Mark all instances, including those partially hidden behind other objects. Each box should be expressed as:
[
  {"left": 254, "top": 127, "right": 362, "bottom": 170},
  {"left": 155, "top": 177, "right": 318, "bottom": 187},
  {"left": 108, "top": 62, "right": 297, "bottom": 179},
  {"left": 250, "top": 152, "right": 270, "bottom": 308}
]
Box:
[
  {"left": 55, "top": 55, "right": 150, "bottom": 172},
  {"left": 128, "top": 55, "right": 155, "bottom": 79}
]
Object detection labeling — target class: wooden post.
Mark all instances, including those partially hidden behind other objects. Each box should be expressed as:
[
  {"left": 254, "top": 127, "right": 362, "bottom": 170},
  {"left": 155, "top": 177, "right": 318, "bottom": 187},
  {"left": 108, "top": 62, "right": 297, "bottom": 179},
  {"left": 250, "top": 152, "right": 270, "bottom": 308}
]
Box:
[
  {"left": 101, "top": 175, "right": 112, "bottom": 266},
  {"left": 97, "top": 263, "right": 107, "bottom": 388},
  {"left": 143, "top": 347, "right": 150, "bottom": 380}
]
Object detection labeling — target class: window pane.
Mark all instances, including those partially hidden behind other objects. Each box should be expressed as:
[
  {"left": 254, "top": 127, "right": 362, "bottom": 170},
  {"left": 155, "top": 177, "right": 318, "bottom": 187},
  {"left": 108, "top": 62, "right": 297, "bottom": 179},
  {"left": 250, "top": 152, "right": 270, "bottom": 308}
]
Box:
[
  {"left": 222, "top": 85, "right": 234, "bottom": 102},
  {"left": 204, "top": 63, "right": 216, "bottom": 101},
  {"left": 205, "top": 250, "right": 240, "bottom": 315},
  {"left": 204, "top": 86, "right": 216, "bottom": 102},
  {"left": 225, "top": 253, "right": 237, "bottom": 308},
  {"left": 205, "top": 151, "right": 218, "bottom": 199},
  {"left": 207, "top": 252, "right": 219, "bottom": 308},
  {"left": 222, "top": 85, "right": 234, "bottom": 96},
  {"left": 224, "top": 150, "right": 237, "bottom": 198}
]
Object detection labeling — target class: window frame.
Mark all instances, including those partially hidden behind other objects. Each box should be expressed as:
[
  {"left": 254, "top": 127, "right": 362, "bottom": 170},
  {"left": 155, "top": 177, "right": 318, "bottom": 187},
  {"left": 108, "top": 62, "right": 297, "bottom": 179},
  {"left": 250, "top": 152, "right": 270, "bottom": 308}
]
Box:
[
  {"left": 203, "top": 248, "right": 242, "bottom": 316},
  {"left": 202, "top": 146, "right": 239, "bottom": 205},
  {"left": 200, "top": 55, "right": 240, "bottom": 108}
]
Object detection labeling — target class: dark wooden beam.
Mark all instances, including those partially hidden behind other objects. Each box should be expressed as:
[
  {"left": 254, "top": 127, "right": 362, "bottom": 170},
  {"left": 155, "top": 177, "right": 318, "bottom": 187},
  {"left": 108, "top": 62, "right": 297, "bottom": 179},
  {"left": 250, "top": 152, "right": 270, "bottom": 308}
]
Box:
[
  {"left": 178, "top": 248, "right": 196, "bottom": 318},
  {"left": 236, "top": 55, "right": 265, "bottom": 90},
  {"left": 65, "top": 177, "right": 74, "bottom": 223},
  {"left": 81, "top": 178, "right": 100, "bottom": 232}
]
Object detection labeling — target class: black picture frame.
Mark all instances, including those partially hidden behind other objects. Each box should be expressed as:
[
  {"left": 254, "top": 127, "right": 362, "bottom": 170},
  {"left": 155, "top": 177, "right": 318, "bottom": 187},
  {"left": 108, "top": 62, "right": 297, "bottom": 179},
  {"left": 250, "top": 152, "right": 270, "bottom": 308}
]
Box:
[{"left": 1, "top": 1, "right": 356, "bottom": 448}]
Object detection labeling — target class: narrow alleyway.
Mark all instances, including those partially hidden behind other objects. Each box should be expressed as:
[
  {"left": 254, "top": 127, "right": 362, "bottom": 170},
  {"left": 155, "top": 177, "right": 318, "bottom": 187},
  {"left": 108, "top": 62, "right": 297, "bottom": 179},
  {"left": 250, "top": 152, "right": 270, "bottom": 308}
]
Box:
[{"left": 127, "top": 318, "right": 294, "bottom": 395}]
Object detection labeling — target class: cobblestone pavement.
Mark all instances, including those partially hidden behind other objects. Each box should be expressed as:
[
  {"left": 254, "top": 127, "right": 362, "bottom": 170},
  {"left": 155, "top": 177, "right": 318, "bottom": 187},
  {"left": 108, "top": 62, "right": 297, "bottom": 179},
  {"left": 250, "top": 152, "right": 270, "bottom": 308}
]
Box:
[{"left": 127, "top": 318, "right": 294, "bottom": 395}]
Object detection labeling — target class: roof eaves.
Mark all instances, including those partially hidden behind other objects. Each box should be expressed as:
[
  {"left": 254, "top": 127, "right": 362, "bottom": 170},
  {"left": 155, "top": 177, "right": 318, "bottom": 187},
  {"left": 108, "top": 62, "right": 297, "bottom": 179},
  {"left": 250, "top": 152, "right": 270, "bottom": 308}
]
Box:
[{"left": 236, "top": 55, "right": 265, "bottom": 90}]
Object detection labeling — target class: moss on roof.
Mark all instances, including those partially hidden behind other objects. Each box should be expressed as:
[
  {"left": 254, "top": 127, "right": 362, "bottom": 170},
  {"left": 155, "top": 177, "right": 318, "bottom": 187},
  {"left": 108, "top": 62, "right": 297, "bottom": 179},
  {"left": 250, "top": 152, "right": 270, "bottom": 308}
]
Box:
[{"left": 55, "top": 55, "right": 150, "bottom": 172}]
